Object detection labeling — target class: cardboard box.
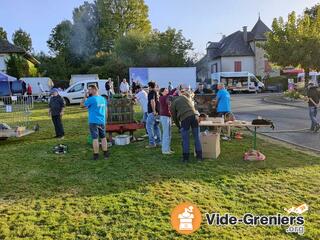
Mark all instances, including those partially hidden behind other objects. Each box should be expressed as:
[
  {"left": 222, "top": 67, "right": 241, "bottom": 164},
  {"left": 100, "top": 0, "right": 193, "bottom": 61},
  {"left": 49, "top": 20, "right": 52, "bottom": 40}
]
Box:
[{"left": 200, "top": 132, "right": 220, "bottom": 159}]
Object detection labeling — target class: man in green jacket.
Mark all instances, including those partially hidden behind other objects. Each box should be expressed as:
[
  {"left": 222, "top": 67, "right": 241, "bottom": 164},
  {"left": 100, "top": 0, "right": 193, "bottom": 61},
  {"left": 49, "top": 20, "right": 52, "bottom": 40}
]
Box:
[{"left": 169, "top": 95, "right": 202, "bottom": 163}]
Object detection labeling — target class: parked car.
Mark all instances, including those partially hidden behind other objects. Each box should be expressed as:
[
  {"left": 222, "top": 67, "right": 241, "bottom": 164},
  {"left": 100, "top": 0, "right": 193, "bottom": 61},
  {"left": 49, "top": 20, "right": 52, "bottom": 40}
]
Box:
[
  {"left": 265, "top": 84, "right": 283, "bottom": 92},
  {"left": 59, "top": 79, "right": 109, "bottom": 105}
]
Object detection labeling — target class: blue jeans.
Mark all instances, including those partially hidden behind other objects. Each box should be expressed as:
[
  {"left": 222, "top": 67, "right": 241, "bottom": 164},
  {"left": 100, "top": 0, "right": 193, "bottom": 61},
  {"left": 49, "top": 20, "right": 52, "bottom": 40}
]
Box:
[
  {"left": 142, "top": 112, "right": 148, "bottom": 123},
  {"left": 181, "top": 115, "right": 202, "bottom": 154},
  {"left": 142, "top": 112, "right": 148, "bottom": 134},
  {"left": 160, "top": 116, "right": 171, "bottom": 153},
  {"left": 146, "top": 113, "right": 161, "bottom": 145},
  {"left": 309, "top": 106, "right": 318, "bottom": 129}
]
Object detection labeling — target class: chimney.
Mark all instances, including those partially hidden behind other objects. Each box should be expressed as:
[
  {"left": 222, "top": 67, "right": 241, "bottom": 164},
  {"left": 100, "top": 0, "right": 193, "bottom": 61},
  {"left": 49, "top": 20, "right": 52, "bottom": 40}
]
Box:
[{"left": 243, "top": 26, "right": 248, "bottom": 42}]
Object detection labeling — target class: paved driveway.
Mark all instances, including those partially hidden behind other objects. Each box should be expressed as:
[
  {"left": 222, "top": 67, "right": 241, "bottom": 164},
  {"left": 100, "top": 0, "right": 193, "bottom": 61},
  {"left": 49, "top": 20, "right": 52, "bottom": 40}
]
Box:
[{"left": 232, "top": 93, "right": 320, "bottom": 152}]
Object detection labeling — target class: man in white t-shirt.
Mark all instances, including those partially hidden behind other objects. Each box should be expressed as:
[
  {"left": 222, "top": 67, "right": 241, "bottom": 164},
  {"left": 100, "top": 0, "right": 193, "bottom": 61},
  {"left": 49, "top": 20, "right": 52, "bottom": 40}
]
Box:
[
  {"left": 120, "top": 78, "right": 130, "bottom": 95},
  {"left": 135, "top": 85, "right": 148, "bottom": 137}
]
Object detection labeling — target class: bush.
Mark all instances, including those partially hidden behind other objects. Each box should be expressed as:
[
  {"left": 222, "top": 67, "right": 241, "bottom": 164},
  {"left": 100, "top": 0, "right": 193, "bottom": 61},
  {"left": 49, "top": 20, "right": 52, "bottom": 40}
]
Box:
[{"left": 283, "top": 90, "right": 303, "bottom": 100}]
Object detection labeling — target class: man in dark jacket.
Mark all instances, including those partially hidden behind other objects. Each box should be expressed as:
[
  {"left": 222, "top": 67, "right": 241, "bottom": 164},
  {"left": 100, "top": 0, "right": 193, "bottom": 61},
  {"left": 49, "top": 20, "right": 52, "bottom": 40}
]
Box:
[
  {"left": 49, "top": 88, "right": 65, "bottom": 139},
  {"left": 306, "top": 82, "right": 320, "bottom": 132},
  {"left": 194, "top": 83, "right": 213, "bottom": 94},
  {"left": 169, "top": 94, "right": 202, "bottom": 162}
]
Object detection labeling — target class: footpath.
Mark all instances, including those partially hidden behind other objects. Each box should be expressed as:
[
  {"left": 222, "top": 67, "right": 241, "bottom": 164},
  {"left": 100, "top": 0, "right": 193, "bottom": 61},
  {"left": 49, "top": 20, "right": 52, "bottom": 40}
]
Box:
[{"left": 263, "top": 94, "right": 306, "bottom": 108}]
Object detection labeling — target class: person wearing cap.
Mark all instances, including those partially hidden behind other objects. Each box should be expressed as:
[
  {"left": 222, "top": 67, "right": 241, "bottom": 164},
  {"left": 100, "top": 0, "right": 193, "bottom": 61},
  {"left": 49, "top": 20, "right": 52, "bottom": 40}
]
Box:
[
  {"left": 49, "top": 88, "right": 65, "bottom": 139},
  {"left": 305, "top": 82, "right": 320, "bottom": 132}
]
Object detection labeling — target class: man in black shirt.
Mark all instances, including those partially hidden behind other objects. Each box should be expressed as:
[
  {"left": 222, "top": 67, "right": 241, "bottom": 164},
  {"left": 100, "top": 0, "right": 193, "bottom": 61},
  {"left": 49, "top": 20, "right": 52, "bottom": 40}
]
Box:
[
  {"left": 306, "top": 82, "right": 320, "bottom": 132},
  {"left": 194, "top": 83, "right": 213, "bottom": 94},
  {"left": 49, "top": 88, "right": 65, "bottom": 139},
  {"left": 146, "top": 81, "right": 161, "bottom": 148}
]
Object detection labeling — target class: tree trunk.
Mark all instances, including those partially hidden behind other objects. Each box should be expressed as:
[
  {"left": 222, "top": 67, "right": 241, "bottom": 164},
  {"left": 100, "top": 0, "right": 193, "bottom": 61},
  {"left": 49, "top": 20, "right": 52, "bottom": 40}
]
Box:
[{"left": 304, "top": 68, "right": 310, "bottom": 86}]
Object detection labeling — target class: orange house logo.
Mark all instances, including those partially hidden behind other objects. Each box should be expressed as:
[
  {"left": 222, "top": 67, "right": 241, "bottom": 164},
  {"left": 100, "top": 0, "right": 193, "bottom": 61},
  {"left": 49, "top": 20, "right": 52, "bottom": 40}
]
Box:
[{"left": 171, "top": 202, "right": 202, "bottom": 235}]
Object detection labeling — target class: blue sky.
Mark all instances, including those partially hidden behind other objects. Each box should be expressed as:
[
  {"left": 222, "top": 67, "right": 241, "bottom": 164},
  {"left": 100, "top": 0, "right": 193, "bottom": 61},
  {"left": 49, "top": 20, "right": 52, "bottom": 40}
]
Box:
[{"left": 0, "top": 0, "right": 319, "bottom": 55}]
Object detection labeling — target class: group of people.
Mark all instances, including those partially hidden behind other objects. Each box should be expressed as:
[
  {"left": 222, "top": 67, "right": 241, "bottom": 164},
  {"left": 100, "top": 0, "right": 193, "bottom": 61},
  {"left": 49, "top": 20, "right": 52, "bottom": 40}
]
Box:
[
  {"left": 133, "top": 81, "right": 231, "bottom": 162},
  {"left": 134, "top": 81, "right": 203, "bottom": 162},
  {"left": 48, "top": 79, "right": 231, "bottom": 162},
  {"left": 48, "top": 85, "right": 109, "bottom": 160}
]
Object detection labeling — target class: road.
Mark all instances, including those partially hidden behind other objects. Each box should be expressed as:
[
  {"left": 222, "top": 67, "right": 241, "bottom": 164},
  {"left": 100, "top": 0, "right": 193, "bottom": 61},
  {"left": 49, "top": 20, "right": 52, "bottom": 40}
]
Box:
[{"left": 232, "top": 93, "right": 320, "bottom": 152}]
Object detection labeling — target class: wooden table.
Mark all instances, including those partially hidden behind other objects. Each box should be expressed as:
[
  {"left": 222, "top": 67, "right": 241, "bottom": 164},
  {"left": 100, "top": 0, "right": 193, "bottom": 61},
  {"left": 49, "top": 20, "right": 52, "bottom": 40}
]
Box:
[
  {"left": 0, "top": 129, "right": 34, "bottom": 139},
  {"left": 199, "top": 121, "right": 272, "bottom": 150}
]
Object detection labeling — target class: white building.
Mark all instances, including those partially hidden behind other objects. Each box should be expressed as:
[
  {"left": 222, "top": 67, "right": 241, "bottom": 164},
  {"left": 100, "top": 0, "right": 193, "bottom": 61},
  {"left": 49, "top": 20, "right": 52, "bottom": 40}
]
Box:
[
  {"left": 0, "top": 39, "right": 39, "bottom": 73},
  {"left": 196, "top": 17, "right": 280, "bottom": 82}
]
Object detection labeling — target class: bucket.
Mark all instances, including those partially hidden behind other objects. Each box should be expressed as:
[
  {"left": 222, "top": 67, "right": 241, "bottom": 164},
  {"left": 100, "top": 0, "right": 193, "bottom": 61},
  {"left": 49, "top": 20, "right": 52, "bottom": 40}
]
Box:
[{"left": 114, "top": 135, "right": 130, "bottom": 145}]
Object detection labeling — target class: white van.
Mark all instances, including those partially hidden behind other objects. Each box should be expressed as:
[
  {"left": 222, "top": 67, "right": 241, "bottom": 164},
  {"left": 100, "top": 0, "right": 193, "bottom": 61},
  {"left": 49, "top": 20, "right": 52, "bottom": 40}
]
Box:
[
  {"left": 211, "top": 72, "right": 265, "bottom": 93},
  {"left": 20, "top": 77, "right": 54, "bottom": 96},
  {"left": 59, "top": 80, "right": 108, "bottom": 105},
  {"left": 69, "top": 74, "right": 99, "bottom": 85}
]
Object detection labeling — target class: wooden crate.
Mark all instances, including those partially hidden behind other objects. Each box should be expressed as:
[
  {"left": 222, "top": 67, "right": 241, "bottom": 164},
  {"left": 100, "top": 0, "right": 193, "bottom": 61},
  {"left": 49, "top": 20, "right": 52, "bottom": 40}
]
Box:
[
  {"left": 107, "top": 98, "right": 134, "bottom": 124},
  {"left": 194, "top": 94, "right": 217, "bottom": 117}
]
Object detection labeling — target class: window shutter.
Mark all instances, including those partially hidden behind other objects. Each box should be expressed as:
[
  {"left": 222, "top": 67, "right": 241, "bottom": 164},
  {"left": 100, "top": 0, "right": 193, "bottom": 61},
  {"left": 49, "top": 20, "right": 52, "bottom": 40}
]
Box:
[{"left": 234, "top": 61, "right": 242, "bottom": 72}]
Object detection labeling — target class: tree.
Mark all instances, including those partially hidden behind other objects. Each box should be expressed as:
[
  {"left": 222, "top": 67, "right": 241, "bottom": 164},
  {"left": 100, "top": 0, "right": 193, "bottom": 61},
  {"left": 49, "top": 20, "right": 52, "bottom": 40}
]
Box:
[
  {"left": 0, "top": 27, "right": 7, "bottom": 40},
  {"left": 12, "top": 28, "right": 32, "bottom": 52},
  {"left": 6, "top": 54, "right": 29, "bottom": 79},
  {"left": 97, "top": 0, "right": 151, "bottom": 50},
  {"left": 47, "top": 20, "right": 73, "bottom": 55},
  {"left": 153, "top": 28, "right": 193, "bottom": 66},
  {"left": 70, "top": 1, "right": 99, "bottom": 58},
  {"left": 262, "top": 10, "right": 320, "bottom": 83},
  {"left": 36, "top": 52, "right": 73, "bottom": 87},
  {"left": 305, "top": 4, "right": 320, "bottom": 20},
  {"left": 44, "top": 0, "right": 193, "bottom": 82}
]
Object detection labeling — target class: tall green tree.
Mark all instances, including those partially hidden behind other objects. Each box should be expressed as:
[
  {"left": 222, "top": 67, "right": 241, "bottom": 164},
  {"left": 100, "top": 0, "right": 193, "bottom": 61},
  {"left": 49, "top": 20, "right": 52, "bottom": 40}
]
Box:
[
  {"left": 0, "top": 27, "right": 7, "bottom": 40},
  {"left": 12, "top": 28, "right": 32, "bottom": 51},
  {"left": 6, "top": 54, "right": 29, "bottom": 78},
  {"left": 263, "top": 9, "right": 320, "bottom": 82},
  {"left": 305, "top": 4, "right": 320, "bottom": 20},
  {"left": 153, "top": 28, "right": 193, "bottom": 66},
  {"left": 47, "top": 20, "right": 73, "bottom": 55},
  {"left": 96, "top": 0, "right": 151, "bottom": 50}
]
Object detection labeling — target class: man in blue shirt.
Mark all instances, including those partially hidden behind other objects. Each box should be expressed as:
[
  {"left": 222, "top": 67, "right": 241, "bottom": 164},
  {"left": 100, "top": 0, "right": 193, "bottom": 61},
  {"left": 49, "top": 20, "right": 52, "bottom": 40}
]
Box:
[
  {"left": 81, "top": 85, "right": 109, "bottom": 160},
  {"left": 216, "top": 83, "right": 231, "bottom": 117}
]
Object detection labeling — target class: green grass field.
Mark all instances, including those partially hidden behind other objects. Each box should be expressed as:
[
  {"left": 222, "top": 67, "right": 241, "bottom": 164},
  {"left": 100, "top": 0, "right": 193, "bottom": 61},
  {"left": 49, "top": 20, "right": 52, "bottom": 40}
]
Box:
[{"left": 0, "top": 104, "right": 319, "bottom": 239}]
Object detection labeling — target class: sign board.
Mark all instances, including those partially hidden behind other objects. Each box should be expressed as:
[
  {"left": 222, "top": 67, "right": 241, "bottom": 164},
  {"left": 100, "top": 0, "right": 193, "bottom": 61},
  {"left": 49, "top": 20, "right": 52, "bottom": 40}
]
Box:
[
  {"left": 6, "top": 105, "right": 12, "bottom": 113},
  {"left": 129, "top": 67, "right": 197, "bottom": 89},
  {"left": 288, "top": 78, "right": 295, "bottom": 91}
]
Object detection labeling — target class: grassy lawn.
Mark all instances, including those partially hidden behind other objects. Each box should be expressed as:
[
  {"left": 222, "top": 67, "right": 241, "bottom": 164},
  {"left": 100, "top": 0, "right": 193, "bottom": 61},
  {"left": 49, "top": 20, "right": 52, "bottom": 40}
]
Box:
[{"left": 0, "top": 104, "right": 319, "bottom": 239}]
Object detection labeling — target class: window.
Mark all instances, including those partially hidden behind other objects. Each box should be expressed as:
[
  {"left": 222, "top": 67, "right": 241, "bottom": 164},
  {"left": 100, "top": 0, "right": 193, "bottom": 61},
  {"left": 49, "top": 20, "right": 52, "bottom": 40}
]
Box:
[
  {"left": 68, "top": 83, "right": 84, "bottom": 93},
  {"left": 87, "top": 82, "right": 98, "bottom": 89},
  {"left": 211, "top": 63, "right": 218, "bottom": 73},
  {"left": 234, "top": 61, "right": 242, "bottom": 72}
]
